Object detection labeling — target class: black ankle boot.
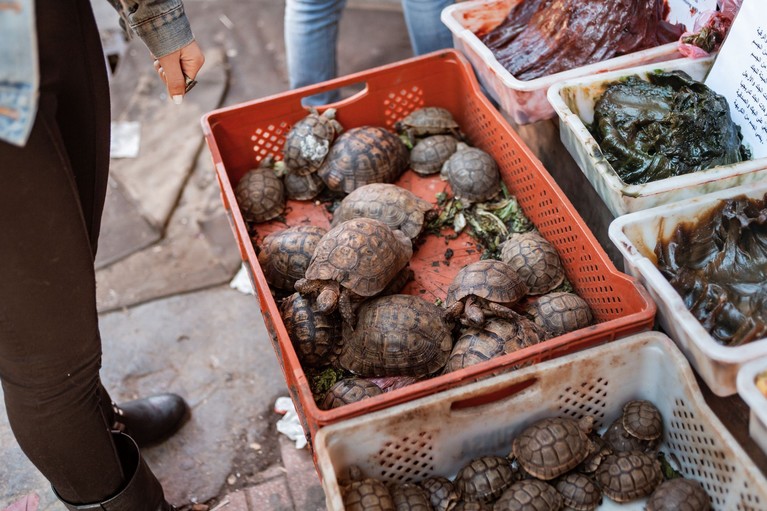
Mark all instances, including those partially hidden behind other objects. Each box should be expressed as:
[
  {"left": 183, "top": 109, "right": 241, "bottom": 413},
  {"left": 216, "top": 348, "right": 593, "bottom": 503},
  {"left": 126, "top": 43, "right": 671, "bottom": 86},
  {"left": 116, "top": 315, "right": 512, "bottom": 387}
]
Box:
[
  {"left": 54, "top": 432, "right": 175, "bottom": 511},
  {"left": 111, "top": 393, "right": 190, "bottom": 448}
]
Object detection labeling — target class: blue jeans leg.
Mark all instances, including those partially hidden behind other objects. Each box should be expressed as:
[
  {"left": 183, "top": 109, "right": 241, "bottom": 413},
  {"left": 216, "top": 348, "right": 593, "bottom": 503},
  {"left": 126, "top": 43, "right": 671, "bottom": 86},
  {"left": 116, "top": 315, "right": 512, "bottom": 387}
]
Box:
[
  {"left": 284, "top": 0, "right": 348, "bottom": 106},
  {"left": 401, "top": 0, "right": 455, "bottom": 55}
]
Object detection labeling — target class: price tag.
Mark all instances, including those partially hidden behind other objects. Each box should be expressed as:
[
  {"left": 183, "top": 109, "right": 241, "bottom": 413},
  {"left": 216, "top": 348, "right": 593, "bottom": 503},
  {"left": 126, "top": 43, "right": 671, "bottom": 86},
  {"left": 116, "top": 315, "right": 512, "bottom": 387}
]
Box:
[
  {"left": 705, "top": 0, "right": 767, "bottom": 159},
  {"left": 666, "top": 0, "right": 718, "bottom": 28}
]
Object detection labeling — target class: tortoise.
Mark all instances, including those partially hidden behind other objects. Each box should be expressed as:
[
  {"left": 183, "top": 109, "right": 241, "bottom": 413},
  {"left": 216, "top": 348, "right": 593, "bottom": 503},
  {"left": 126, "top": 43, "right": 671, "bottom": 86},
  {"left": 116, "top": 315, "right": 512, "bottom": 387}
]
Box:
[
  {"left": 339, "top": 294, "right": 453, "bottom": 377},
  {"left": 554, "top": 473, "right": 601, "bottom": 511},
  {"left": 499, "top": 231, "right": 565, "bottom": 295},
  {"left": 578, "top": 433, "right": 613, "bottom": 473},
  {"left": 343, "top": 477, "right": 396, "bottom": 511},
  {"left": 420, "top": 477, "right": 461, "bottom": 511},
  {"left": 234, "top": 156, "right": 285, "bottom": 224},
  {"left": 646, "top": 478, "right": 711, "bottom": 511},
  {"left": 321, "top": 377, "right": 382, "bottom": 410},
  {"left": 410, "top": 135, "right": 459, "bottom": 175},
  {"left": 511, "top": 416, "right": 594, "bottom": 480},
  {"left": 452, "top": 502, "right": 492, "bottom": 511},
  {"left": 526, "top": 292, "right": 593, "bottom": 337},
  {"left": 317, "top": 126, "right": 409, "bottom": 193},
  {"left": 622, "top": 400, "right": 663, "bottom": 441},
  {"left": 595, "top": 451, "right": 662, "bottom": 503},
  {"left": 603, "top": 417, "right": 660, "bottom": 454},
  {"left": 258, "top": 225, "right": 327, "bottom": 291},
  {"left": 389, "top": 483, "right": 433, "bottom": 511},
  {"left": 395, "top": 106, "right": 461, "bottom": 145},
  {"left": 331, "top": 183, "right": 433, "bottom": 240},
  {"left": 493, "top": 479, "right": 563, "bottom": 511},
  {"left": 454, "top": 455, "right": 516, "bottom": 503},
  {"left": 283, "top": 169, "right": 325, "bottom": 200},
  {"left": 444, "top": 317, "right": 548, "bottom": 373},
  {"left": 282, "top": 107, "right": 343, "bottom": 175},
  {"left": 444, "top": 260, "right": 529, "bottom": 328},
  {"left": 440, "top": 143, "right": 501, "bottom": 205},
  {"left": 280, "top": 292, "right": 342, "bottom": 367},
  {"left": 294, "top": 218, "right": 413, "bottom": 326}
]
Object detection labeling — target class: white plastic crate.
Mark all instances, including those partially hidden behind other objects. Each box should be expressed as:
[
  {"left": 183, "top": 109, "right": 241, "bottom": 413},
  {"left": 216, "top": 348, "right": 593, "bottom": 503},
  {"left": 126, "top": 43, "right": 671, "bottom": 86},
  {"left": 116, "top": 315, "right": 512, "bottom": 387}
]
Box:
[
  {"left": 737, "top": 359, "right": 767, "bottom": 457},
  {"left": 441, "top": 0, "right": 682, "bottom": 124},
  {"left": 547, "top": 56, "right": 767, "bottom": 217},
  {"left": 315, "top": 332, "right": 767, "bottom": 510},
  {"left": 609, "top": 181, "right": 767, "bottom": 396}
]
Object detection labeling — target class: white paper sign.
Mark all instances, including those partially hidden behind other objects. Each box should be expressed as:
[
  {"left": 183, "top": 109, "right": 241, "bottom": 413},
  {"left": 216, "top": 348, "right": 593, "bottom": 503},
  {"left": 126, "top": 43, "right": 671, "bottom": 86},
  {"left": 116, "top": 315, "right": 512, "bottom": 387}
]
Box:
[
  {"left": 705, "top": 0, "right": 767, "bottom": 159},
  {"left": 666, "top": 0, "right": 718, "bottom": 28}
]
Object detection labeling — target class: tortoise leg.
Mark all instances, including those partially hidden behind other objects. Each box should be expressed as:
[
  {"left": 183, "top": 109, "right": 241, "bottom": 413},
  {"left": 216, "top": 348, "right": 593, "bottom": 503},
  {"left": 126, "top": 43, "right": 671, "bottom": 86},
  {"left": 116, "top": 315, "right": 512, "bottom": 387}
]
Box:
[
  {"left": 338, "top": 287, "right": 356, "bottom": 327},
  {"left": 444, "top": 300, "right": 464, "bottom": 323},
  {"left": 464, "top": 296, "right": 486, "bottom": 327},
  {"left": 316, "top": 281, "right": 340, "bottom": 314},
  {"left": 486, "top": 302, "right": 525, "bottom": 322}
]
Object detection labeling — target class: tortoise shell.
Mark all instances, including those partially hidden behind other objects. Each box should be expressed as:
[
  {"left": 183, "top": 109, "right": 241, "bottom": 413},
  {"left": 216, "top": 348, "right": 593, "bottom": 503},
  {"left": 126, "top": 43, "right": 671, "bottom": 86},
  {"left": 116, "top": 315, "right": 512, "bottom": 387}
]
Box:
[
  {"left": 389, "top": 483, "right": 432, "bottom": 511},
  {"left": 321, "top": 377, "right": 382, "bottom": 410},
  {"left": 440, "top": 143, "right": 501, "bottom": 204},
  {"left": 452, "top": 502, "right": 491, "bottom": 511},
  {"left": 304, "top": 218, "right": 412, "bottom": 297},
  {"left": 603, "top": 417, "right": 660, "bottom": 454},
  {"left": 395, "top": 107, "right": 460, "bottom": 139},
  {"left": 622, "top": 400, "right": 663, "bottom": 441},
  {"left": 454, "top": 456, "right": 515, "bottom": 503},
  {"left": 512, "top": 416, "right": 594, "bottom": 480},
  {"left": 420, "top": 477, "right": 460, "bottom": 511},
  {"left": 410, "top": 135, "right": 459, "bottom": 175},
  {"left": 343, "top": 477, "right": 396, "bottom": 511},
  {"left": 331, "top": 183, "right": 433, "bottom": 240},
  {"left": 280, "top": 292, "right": 342, "bottom": 367},
  {"left": 446, "top": 260, "right": 528, "bottom": 308},
  {"left": 595, "top": 451, "right": 662, "bottom": 503},
  {"left": 234, "top": 158, "right": 285, "bottom": 224},
  {"left": 317, "top": 126, "right": 409, "bottom": 193},
  {"left": 646, "top": 478, "right": 711, "bottom": 511},
  {"left": 527, "top": 292, "right": 593, "bottom": 337},
  {"left": 282, "top": 108, "right": 342, "bottom": 175},
  {"left": 499, "top": 231, "right": 565, "bottom": 295},
  {"left": 493, "top": 479, "right": 563, "bottom": 511},
  {"left": 284, "top": 170, "right": 324, "bottom": 200},
  {"left": 555, "top": 473, "right": 601, "bottom": 511},
  {"left": 339, "top": 294, "right": 452, "bottom": 377},
  {"left": 258, "top": 225, "right": 327, "bottom": 290}
]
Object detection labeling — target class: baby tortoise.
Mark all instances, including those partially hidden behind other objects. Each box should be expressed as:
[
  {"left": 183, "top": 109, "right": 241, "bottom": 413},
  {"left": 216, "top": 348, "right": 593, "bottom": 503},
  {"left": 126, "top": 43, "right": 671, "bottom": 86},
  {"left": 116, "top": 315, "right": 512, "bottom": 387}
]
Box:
[
  {"left": 280, "top": 292, "right": 342, "bottom": 367},
  {"left": 646, "top": 478, "right": 711, "bottom": 511},
  {"left": 526, "top": 292, "right": 593, "bottom": 337},
  {"left": 454, "top": 455, "right": 516, "bottom": 503},
  {"left": 395, "top": 106, "right": 461, "bottom": 145},
  {"left": 234, "top": 156, "right": 285, "bottom": 224},
  {"left": 389, "top": 483, "right": 433, "bottom": 511},
  {"left": 321, "top": 377, "right": 383, "bottom": 410},
  {"left": 283, "top": 170, "right": 325, "bottom": 201},
  {"left": 493, "top": 479, "right": 563, "bottom": 511},
  {"left": 420, "top": 476, "right": 460, "bottom": 511},
  {"left": 282, "top": 107, "right": 342, "bottom": 175},
  {"left": 554, "top": 472, "right": 601, "bottom": 511},
  {"left": 339, "top": 294, "right": 453, "bottom": 377},
  {"left": 342, "top": 467, "right": 396, "bottom": 511},
  {"left": 318, "top": 126, "right": 409, "bottom": 193},
  {"left": 258, "top": 225, "right": 327, "bottom": 291},
  {"left": 295, "top": 218, "right": 412, "bottom": 325},
  {"left": 444, "top": 260, "right": 529, "bottom": 328},
  {"left": 440, "top": 143, "right": 501, "bottom": 206},
  {"left": 603, "top": 418, "right": 660, "bottom": 454},
  {"left": 595, "top": 451, "right": 662, "bottom": 503},
  {"left": 512, "top": 416, "right": 594, "bottom": 480},
  {"left": 410, "top": 135, "right": 459, "bottom": 175},
  {"left": 622, "top": 400, "right": 663, "bottom": 442},
  {"left": 331, "top": 183, "right": 433, "bottom": 240},
  {"left": 499, "top": 231, "right": 565, "bottom": 295}
]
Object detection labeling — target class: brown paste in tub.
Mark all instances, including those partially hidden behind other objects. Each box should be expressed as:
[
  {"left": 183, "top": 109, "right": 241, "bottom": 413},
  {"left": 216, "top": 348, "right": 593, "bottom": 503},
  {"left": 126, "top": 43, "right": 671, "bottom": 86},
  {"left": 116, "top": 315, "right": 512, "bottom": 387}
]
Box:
[
  {"left": 656, "top": 195, "right": 767, "bottom": 346},
  {"left": 480, "top": 0, "right": 684, "bottom": 81}
]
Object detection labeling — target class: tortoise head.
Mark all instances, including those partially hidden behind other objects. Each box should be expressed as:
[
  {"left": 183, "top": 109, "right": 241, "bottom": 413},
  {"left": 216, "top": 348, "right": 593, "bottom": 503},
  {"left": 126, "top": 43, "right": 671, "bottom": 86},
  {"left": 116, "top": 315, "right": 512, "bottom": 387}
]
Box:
[{"left": 316, "top": 282, "right": 340, "bottom": 314}]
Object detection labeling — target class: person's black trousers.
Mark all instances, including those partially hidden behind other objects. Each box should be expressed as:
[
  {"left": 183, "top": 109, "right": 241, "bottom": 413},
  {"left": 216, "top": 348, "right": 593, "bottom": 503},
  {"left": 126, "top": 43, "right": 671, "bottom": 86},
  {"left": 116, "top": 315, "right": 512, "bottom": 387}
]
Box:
[{"left": 0, "top": 0, "right": 127, "bottom": 502}]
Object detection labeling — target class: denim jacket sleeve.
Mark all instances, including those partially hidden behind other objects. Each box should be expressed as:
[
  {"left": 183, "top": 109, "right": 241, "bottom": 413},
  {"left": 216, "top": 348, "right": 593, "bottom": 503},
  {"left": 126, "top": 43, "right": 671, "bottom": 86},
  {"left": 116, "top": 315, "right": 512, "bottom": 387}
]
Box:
[{"left": 107, "top": 0, "right": 195, "bottom": 58}]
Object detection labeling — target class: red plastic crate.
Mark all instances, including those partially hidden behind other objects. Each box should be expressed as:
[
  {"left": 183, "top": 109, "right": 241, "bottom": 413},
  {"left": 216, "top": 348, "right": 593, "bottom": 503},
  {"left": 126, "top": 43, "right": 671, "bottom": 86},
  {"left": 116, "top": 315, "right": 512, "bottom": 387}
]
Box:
[{"left": 201, "top": 50, "right": 655, "bottom": 450}]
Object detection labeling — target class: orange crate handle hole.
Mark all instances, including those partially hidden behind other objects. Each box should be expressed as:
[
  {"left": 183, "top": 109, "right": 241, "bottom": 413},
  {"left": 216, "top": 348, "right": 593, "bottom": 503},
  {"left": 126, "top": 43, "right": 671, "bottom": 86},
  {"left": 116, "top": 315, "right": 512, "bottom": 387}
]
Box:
[{"left": 449, "top": 378, "right": 538, "bottom": 412}]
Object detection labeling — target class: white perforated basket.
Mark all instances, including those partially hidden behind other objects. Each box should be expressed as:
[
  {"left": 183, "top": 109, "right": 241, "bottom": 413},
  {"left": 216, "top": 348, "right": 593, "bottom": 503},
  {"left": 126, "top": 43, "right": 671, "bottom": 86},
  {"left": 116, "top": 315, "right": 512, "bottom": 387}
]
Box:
[{"left": 315, "top": 332, "right": 767, "bottom": 510}]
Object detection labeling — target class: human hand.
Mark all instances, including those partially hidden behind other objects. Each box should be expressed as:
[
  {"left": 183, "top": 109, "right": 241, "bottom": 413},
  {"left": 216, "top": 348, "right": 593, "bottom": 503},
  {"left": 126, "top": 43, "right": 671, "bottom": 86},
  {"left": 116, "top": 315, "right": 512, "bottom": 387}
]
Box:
[{"left": 153, "top": 41, "right": 205, "bottom": 104}]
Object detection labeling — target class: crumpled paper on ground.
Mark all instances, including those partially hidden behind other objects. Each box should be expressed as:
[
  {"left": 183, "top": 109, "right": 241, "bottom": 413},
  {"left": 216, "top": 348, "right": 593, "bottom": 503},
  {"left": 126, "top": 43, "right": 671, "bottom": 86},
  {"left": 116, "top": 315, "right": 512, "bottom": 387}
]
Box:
[
  {"left": 274, "top": 396, "right": 307, "bottom": 449},
  {"left": 229, "top": 263, "right": 255, "bottom": 295}
]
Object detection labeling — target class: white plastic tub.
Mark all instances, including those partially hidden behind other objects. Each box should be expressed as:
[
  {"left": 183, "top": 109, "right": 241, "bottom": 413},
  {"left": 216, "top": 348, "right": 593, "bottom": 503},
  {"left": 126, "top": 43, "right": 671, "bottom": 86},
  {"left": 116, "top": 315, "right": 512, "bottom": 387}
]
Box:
[
  {"left": 316, "top": 332, "right": 767, "bottom": 510},
  {"left": 441, "top": 0, "right": 682, "bottom": 124},
  {"left": 609, "top": 181, "right": 767, "bottom": 396},
  {"left": 548, "top": 56, "right": 767, "bottom": 217},
  {"left": 737, "top": 358, "right": 767, "bottom": 457}
]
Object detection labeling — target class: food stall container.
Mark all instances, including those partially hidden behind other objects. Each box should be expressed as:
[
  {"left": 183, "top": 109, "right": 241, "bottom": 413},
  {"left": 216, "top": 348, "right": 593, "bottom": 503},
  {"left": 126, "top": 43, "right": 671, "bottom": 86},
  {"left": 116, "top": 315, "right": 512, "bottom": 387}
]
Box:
[
  {"left": 441, "top": 0, "right": 683, "bottom": 124},
  {"left": 548, "top": 56, "right": 767, "bottom": 217},
  {"left": 201, "top": 49, "right": 655, "bottom": 449},
  {"left": 609, "top": 181, "right": 767, "bottom": 396},
  {"left": 316, "top": 332, "right": 767, "bottom": 510},
  {"left": 737, "top": 358, "right": 767, "bottom": 456}
]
